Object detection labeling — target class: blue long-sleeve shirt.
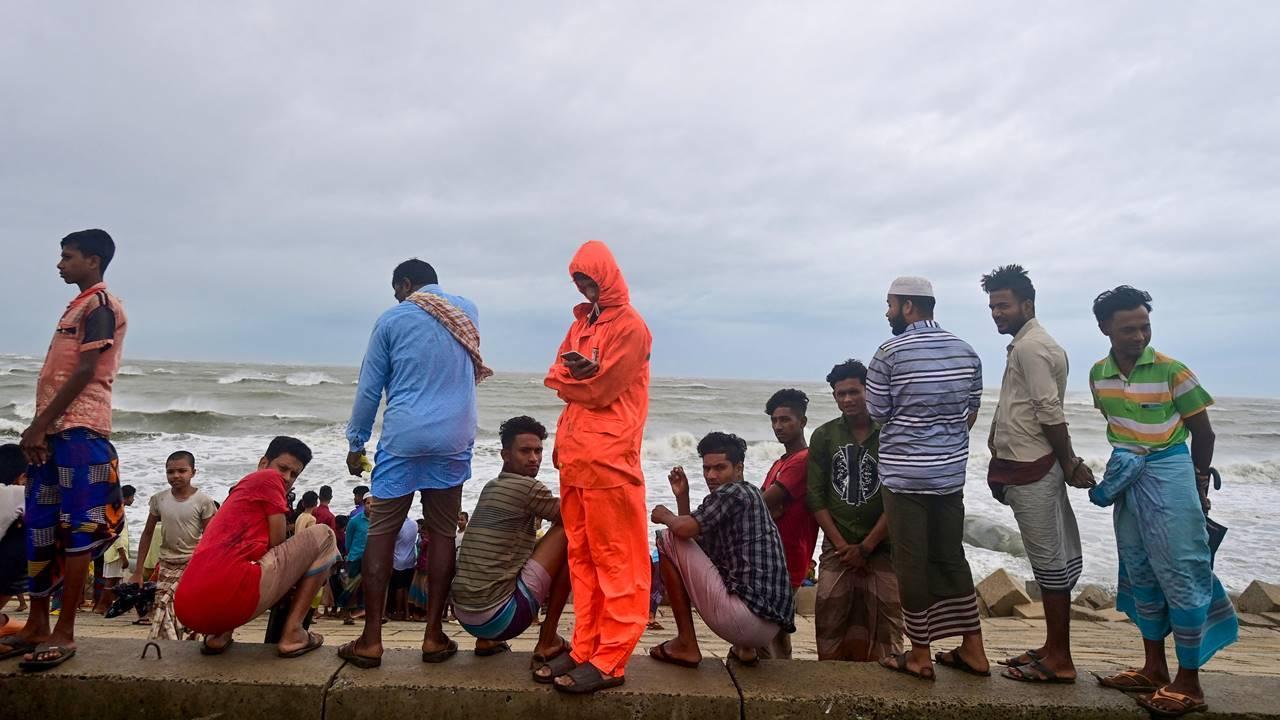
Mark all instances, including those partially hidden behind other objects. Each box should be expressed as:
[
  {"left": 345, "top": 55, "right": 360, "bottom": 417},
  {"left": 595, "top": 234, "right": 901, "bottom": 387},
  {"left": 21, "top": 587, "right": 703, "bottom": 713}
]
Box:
[{"left": 346, "top": 284, "right": 480, "bottom": 468}]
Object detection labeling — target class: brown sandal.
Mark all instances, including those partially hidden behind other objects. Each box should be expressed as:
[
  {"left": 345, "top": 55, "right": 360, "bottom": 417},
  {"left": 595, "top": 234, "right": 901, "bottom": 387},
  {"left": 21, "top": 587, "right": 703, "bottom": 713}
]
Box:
[
  {"left": 1137, "top": 687, "right": 1208, "bottom": 718},
  {"left": 1093, "top": 669, "right": 1162, "bottom": 693}
]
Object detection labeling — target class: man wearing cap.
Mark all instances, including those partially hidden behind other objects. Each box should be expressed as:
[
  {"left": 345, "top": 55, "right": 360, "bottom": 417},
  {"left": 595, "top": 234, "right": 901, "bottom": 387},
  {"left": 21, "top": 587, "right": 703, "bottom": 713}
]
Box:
[{"left": 865, "top": 276, "right": 990, "bottom": 680}]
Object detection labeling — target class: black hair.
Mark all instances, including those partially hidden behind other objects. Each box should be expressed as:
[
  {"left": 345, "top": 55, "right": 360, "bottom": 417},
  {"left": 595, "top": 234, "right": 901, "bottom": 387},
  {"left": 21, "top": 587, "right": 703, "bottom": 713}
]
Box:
[
  {"left": 319, "top": 485, "right": 333, "bottom": 501},
  {"left": 166, "top": 450, "right": 196, "bottom": 469},
  {"left": 121, "top": 484, "right": 137, "bottom": 498},
  {"left": 1092, "top": 285, "right": 1153, "bottom": 323},
  {"left": 765, "top": 388, "right": 809, "bottom": 418},
  {"left": 894, "top": 294, "right": 936, "bottom": 317},
  {"left": 264, "top": 436, "right": 313, "bottom": 468},
  {"left": 354, "top": 485, "right": 370, "bottom": 498},
  {"left": 696, "top": 431, "right": 748, "bottom": 465},
  {"left": 981, "top": 264, "right": 1036, "bottom": 303},
  {"left": 61, "top": 229, "right": 116, "bottom": 273},
  {"left": 392, "top": 258, "right": 438, "bottom": 288},
  {"left": 499, "top": 415, "right": 548, "bottom": 450},
  {"left": 826, "top": 359, "right": 868, "bottom": 387},
  {"left": 0, "top": 444, "right": 24, "bottom": 485},
  {"left": 299, "top": 490, "right": 319, "bottom": 510}
]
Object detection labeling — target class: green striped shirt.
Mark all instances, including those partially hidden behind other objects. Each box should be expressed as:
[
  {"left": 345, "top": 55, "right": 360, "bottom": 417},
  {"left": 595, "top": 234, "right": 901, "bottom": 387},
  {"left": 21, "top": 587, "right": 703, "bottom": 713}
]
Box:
[{"left": 1088, "top": 346, "right": 1213, "bottom": 452}]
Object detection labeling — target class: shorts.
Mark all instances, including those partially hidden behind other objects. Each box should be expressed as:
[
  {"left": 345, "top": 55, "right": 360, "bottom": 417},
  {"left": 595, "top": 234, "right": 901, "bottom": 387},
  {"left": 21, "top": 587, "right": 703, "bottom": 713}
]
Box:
[
  {"left": 455, "top": 558, "right": 552, "bottom": 642},
  {"left": 26, "top": 428, "right": 125, "bottom": 597},
  {"left": 390, "top": 567, "right": 414, "bottom": 592},
  {"left": 102, "top": 558, "right": 125, "bottom": 579},
  {"left": 367, "top": 484, "right": 463, "bottom": 539},
  {"left": 1003, "top": 462, "right": 1083, "bottom": 593},
  {"left": 252, "top": 524, "right": 340, "bottom": 618}
]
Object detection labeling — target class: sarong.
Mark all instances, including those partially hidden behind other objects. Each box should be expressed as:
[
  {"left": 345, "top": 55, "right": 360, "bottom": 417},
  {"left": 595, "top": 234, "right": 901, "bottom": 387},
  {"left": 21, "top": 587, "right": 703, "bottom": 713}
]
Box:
[
  {"left": 1089, "top": 444, "right": 1238, "bottom": 669},
  {"left": 883, "top": 488, "right": 980, "bottom": 646},
  {"left": 149, "top": 558, "right": 192, "bottom": 641},
  {"left": 815, "top": 543, "right": 903, "bottom": 661}
]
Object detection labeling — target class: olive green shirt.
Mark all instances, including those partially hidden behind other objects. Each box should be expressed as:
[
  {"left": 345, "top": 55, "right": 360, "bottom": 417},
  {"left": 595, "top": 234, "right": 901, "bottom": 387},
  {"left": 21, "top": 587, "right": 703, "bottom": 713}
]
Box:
[{"left": 805, "top": 417, "right": 884, "bottom": 545}]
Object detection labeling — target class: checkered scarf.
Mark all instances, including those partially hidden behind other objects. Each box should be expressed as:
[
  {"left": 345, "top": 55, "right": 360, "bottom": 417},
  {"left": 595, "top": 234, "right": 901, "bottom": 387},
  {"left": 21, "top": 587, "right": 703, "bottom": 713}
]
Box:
[{"left": 406, "top": 291, "right": 494, "bottom": 384}]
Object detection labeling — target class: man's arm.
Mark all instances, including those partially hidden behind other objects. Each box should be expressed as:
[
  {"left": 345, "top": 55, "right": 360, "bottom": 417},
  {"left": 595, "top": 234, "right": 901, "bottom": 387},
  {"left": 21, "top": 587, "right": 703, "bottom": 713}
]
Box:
[
  {"left": 1185, "top": 410, "right": 1216, "bottom": 512},
  {"left": 1020, "top": 346, "right": 1095, "bottom": 488},
  {"left": 130, "top": 514, "right": 159, "bottom": 583},
  {"left": 546, "top": 322, "right": 649, "bottom": 410},
  {"left": 268, "top": 514, "right": 288, "bottom": 549},
  {"left": 864, "top": 351, "right": 893, "bottom": 422},
  {"left": 762, "top": 484, "right": 790, "bottom": 520},
  {"left": 20, "top": 349, "right": 103, "bottom": 465},
  {"left": 651, "top": 505, "right": 701, "bottom": 539},
  {"left": 966, "top": 354, "right": 983, "bottom": 431},
  {"left": 346, "top": 321, "right": 391, "bottom": 474}
]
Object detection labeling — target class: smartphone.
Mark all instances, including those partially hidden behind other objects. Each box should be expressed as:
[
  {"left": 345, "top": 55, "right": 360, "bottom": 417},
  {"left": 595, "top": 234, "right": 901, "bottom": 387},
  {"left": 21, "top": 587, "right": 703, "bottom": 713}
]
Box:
[{"left": 560, "top": 351, "right": 588, "bottom": 363}]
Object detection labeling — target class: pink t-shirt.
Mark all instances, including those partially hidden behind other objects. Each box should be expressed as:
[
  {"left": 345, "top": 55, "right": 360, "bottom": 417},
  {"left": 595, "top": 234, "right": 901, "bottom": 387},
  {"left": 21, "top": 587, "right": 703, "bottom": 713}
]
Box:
[{"left": 36, "top": 283, "right": 127, "bottom": 436}]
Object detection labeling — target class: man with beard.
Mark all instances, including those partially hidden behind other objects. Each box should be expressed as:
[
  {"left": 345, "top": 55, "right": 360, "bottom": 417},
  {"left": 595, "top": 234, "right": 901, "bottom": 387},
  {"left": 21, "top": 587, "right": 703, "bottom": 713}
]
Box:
[
  {"left": 981, "top": 265, "right": 1094, "bottom": 684},
  {"left": 806, "top": 360, "right": 901, "bottom": 662},
  {"left": 866, "top": 276, "right": 988, "bottom": 681},
  {"left": 757, "top": 388, "right": 817, "bottom": 659}
]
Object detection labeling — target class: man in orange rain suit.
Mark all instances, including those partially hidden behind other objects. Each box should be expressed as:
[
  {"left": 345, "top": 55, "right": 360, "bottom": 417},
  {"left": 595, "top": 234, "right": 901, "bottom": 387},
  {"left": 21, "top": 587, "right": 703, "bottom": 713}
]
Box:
[{"left": 540, "top": 240, "right": 652, "bottom": 695}]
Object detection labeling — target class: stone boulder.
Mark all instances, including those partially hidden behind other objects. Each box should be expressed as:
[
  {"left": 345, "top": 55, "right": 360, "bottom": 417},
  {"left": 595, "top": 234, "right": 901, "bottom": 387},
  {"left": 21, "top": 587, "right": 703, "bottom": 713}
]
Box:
[
  {"left": 1070, "top": 606, "right": 1111, "bottom": 622},
  {"left": 795, "top": 586, "right": 817, "bottom": 617},
  {"left": 977, "top": 569, "right": 1032, "bottom": 617},
  {"left": 1072, "top": 584, "right": 1115, "bottom": 610},
  {"left": 1236, "top": 581, "right": 1280, "bottom": 614},
  {"left": 1013, "top": 603, "right": 1045, "bottom": 619},
  {"left": 1025, "top": 580, "right": 1042, "bottom": 602}
]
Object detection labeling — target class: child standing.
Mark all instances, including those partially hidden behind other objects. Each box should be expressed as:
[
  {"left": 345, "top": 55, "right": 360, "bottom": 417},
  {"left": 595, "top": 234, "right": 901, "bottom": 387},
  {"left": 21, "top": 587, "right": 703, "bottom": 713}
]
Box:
[{"left": 131, "top": 451, "right": 217, "bottom": 640}]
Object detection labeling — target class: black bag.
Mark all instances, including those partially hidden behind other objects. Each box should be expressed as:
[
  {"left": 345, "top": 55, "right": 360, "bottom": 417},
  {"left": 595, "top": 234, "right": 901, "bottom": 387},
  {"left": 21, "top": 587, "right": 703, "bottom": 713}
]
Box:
[{"left": 1205, "top": 468, "right": 1227, "bottom": 566}]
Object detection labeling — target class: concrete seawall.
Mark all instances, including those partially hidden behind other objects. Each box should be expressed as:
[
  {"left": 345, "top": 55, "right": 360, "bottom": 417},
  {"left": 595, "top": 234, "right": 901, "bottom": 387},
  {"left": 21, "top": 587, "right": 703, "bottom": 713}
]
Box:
[{"left": 2, "top": 638, "right": 1278, "bottom": 719}]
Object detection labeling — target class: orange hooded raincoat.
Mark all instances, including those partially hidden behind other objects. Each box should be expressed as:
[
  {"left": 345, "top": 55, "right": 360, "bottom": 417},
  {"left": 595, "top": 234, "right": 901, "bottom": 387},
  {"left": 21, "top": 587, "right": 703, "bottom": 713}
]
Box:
[{"left": 545, "top": 240, "right": 652, "bottom": 677}]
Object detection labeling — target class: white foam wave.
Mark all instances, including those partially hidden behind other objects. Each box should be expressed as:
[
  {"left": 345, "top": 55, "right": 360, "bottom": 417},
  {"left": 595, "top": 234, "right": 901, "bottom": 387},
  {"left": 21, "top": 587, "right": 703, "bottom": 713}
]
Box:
[
  {"left": 285, "top": 372, "right": 341, "bottom": 387},
  {"left": 119, "top": 366, "right": 146, "bottom": 376},
  {"left": 4, "top": 401, "right": 35, "bottom": 420},
  {"left": 217, "top": 371, "right": 279, "bottom": 385},
  {"left": 151, "top": 368, "right": 177, "bottom": 375},
  {"left": 0, "top": 418, "right": 24, "bottom": 435}
]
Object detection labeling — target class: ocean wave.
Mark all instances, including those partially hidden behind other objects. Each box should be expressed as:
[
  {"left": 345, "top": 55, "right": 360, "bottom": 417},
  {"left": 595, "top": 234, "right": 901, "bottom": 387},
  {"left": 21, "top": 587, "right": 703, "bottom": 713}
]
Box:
[
  {"left": 285, "top": 372, "right": 342, "bottom": 386},
  {"left": 1217, "top": 459, "right": 1280, "bottom": 483},
  {"left": 113, "top": 407, "right": 333, "bottom": 435},
  {"left": 1, "top": 401, "right": 35, "bottom": 420},
  {"left": 963, "top": 516, "right": 1026, "bottom": 557},
  {"left": 119, "top": 366, "right": 147, "bottom": 376},
  {"left": 660, "top": 382, "right": 715, "bottom": 390},
  {"left": 151, "top": 368, "right": 177, "bottom": 375},
  {"left": 217, "top": 371, "right": 279, "bottom": 385},
  {"left": 0, "top": 418, "right": 24, "bottom": 435}
]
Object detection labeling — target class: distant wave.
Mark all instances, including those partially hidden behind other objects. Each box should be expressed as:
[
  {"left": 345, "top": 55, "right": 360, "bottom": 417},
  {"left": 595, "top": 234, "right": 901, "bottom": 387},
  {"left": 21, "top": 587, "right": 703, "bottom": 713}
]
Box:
[
  {"left": 151, "top": 368, "right": 177, "bottom": 375},
  {"left": 216, "top": 370, "right": 343, "bottom": 387},
  {"left": 642, "top": 432, "right": 782, "bottom": 465},
  {"left": 284, "top": 372, "right": 342, "bottom": 387},
  {"left": 660, "top": 382, "right": 715, "bottom": 390},
  {"left": 217, "top": 371, "right": 279, "bottom": 385},
  {"left": 113, "top": 407, "right": 334, "bottom": 435},
  {"left": 0, "top": 418, "right": 23, "bottom": 435},
  {"left": 119, "top": 366, "right": 147, "bottom": 376}
]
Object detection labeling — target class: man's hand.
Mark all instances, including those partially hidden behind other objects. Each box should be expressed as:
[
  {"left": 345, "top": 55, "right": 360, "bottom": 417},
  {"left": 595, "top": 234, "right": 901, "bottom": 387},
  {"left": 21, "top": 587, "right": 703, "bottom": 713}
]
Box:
[
  {"left": 667, "top": 466, "right": 690, "bottom": 499},
  {"left": 121, "top": 555, "right": 130, "bottom": 570},
  {"left": 19, "top": 423, "right": 50, "bottom": 466},
  {"left": 651, "top": 504, "right": 672, "bottom": 524},
  {"left": 565, "top": 356, "right": 599, "bottom": 380},
  {"left": 1196, "top": 470, "right": 1212, "bottom": 514},
  {"left": 836, "top": 543, "right": 868, "bottom": 570},
  {"left": 130, "top": 569, "right": 144, "bottom": 585},
  {"left": 1065, "top": 458, "right": 1096, "bottom": 489},
  {"left": 346, "top": 450, "right": 366, "bottom": 477}
]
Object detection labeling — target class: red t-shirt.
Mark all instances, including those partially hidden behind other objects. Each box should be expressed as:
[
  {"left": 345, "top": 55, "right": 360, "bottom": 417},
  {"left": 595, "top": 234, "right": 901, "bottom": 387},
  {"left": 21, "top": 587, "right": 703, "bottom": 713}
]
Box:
[
  {"left": 312, "top": 503, "right": 337, "bottom": 532},
  {"left": 762, "top": 450, "right": 818, "bottom": 589},
  {"left": 175, "top": 470, "right": 289, "bottom": 634}
]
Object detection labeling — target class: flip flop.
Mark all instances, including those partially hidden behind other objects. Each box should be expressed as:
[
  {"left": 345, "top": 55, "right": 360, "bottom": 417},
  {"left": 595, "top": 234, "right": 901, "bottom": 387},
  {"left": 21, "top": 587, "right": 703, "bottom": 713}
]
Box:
[
  {"left": 727, "top": 646, "right": 759, "bottom": 667},
  {"left": 1001, "top": 658, "right": 1076, "bottom": 684},
  {"left": 530, "top": 642, "right": 569, "bottom": 667},
  {"left": 278, "top": 631, "right": 324, "bottom": 659},
  {"left": 649, "top": 640, "right": 701, "bottom": 668},
  {"left": 474, "top": 641, "right": 511, "bottom": 657},
  {"left": 1137, "top": 687, "right": 1208, "bottom": 718},
  {"left": 0, "top": 636, "right": 35, "bottom": 661},
  {"left": 533, "top": 651, "right": 578, "bottom": 684},
  {"left": 19, "top": 644, "right": 76, "bottom": 672},
  {"left": 421, "top": 638, "right": 458, "bottom": 664},
  {"left": 879, "top": 652, "right": 935, "bottom": 681},
  {"left": 935, "top": 649, "right": 991, "bottom": 677},
  {"left": 998, "top": 648, "right": 1043, "bottom": 667},
  {"left": 200, "top": 637, "right": 234, "bottom": 656},
  {"left": 1093, "top": 669, "right": 1162, "bottom": 693},
  {"left": 337, "top": 640, "right": 382, "bottom": 669},
  {"left": 554, "top": 662, "right": 625, "bottom": 695}
]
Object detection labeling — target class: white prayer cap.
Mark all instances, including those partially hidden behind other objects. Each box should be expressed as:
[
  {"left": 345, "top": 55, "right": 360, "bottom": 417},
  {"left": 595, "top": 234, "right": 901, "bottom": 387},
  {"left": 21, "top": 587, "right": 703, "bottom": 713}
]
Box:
[{"left": 888, "top": 276, "right": 935, "bottom": 297}]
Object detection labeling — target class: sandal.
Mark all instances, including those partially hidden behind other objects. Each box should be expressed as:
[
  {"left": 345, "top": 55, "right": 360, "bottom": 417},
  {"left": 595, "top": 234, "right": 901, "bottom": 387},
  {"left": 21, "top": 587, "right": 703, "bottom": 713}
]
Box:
[
  {"left": 935, "top": 649, "right": 991, "bottom": 677},
  {"left": 554, "top": 662, "right": 625, "bottom": 695},
  {"left": 0, "top": 636, "right": 35, "bottom": 661},
  {"left": 475, "top": 641, "right": 511, "bottom": 657},
  {"left": 337, "top": 640, "right": 382, "bottom": 669},
  {"left": 421, "top": 638, "right": 458, "bottom": 664},
  {"left": 534, "top": 651, "right": 578, "bottom": 684},
  {"left": 200, "top": 636, "right": 234, "bottom": 656},
  {"left": 19, "top": 644, "right": 76, "bottom": 672},
  {"left": 1001, "top": 658, "right": 1076, "bottom": 684},
  {"left": 530, "top": 641, "right": 569, "bottom": 667},
  {"left": 649, "top": 641, "right": 701, "bottom": 668},
  {"left": 727, "top": 646, "right": 758, "bottom": 667},
  {"left": 278, "top": 631, "right": 324, "bottom": 658},
  {"left": 998, "top": 648, "right": 1042, "bottom": 667},
  {"left": 879, "top": 652, "right": 935, "bottom": 681},
  {"left": 1094, "top": 669, "right": 1162, "bottom": 693},
  {"left": 1137, "top": 687, "right": 1208, "bottom": 718}
]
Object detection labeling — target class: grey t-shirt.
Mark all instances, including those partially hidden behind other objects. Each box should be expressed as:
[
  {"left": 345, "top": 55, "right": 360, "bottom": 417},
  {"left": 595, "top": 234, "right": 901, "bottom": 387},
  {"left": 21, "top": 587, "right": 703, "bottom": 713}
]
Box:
[{"left": 148, "top": 488, "right": 217, "bottom": 561}]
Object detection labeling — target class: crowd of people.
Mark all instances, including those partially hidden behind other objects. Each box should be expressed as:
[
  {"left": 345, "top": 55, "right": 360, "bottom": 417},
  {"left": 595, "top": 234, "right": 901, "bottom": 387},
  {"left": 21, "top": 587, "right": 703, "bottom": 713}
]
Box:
[{"left": 0, "top": 229, "right": 1240, "bottom": 717}]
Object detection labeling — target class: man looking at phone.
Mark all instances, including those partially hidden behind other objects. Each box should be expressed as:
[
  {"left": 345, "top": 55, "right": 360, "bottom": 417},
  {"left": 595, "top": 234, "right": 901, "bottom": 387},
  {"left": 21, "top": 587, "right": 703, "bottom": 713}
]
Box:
[{"left": 541, "top": 240, "right": 652, "bottom": 695}]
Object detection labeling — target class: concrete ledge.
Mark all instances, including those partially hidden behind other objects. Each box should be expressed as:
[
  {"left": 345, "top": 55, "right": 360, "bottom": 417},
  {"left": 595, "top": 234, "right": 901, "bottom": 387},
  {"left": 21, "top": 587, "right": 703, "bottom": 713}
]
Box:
[
  {"left": 0, "top": 637, "right": 337, "bottom": 720},
  {"left": 729, "top": 659, "right": 1280, "bottom": 719},
  {"left": 326, "top": 648, "right": 742, "bottom": 720}
]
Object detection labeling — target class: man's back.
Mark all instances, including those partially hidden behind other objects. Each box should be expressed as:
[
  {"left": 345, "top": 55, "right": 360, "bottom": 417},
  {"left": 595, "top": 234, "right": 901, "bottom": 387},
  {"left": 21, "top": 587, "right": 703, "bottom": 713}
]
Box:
[
  {"left": 866, "top": 321, "right": 983, "bottom": 494},
  {"left": 453, "top": 472, "right": 560, "bottom": 612}
]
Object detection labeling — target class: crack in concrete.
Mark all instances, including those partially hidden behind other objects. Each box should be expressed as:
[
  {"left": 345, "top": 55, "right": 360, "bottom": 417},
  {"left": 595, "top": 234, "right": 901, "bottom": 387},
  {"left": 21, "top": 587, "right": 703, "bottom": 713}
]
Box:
[
  {"left": 319, "top": 659, "right": 348, "bottom": 720},
  {"left": 723, "top": 660, "right": 747, "bottom": 720}
]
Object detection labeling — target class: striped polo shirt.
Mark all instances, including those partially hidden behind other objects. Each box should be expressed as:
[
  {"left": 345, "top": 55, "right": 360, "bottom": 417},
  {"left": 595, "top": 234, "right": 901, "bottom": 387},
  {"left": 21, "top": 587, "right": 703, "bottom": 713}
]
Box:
[
  {"left": 866, "top": 320, "right": 984, "bottom": 494},
  {"left": 1088, "top": 346, "right": 1213, "bottom": 453}
]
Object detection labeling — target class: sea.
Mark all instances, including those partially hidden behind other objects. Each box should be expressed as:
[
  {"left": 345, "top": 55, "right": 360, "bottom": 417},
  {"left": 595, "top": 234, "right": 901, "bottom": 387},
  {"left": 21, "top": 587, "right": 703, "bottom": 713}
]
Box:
[{"left": 1, "top": 353, "right": 1276, "bottom": 593}]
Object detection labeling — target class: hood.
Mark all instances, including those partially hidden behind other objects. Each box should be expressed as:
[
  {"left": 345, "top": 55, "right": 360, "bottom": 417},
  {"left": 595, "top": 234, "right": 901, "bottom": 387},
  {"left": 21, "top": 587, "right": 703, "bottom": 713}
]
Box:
[{"left": 568, "top": 240, "right": 630, "bottom": 308}]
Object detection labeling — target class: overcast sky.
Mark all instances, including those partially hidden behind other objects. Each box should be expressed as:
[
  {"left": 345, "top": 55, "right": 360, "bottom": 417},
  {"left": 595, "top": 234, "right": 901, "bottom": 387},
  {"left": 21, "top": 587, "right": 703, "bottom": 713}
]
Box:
[{"left": 4, "top": 3, "right": 1278, "bottom": 395}]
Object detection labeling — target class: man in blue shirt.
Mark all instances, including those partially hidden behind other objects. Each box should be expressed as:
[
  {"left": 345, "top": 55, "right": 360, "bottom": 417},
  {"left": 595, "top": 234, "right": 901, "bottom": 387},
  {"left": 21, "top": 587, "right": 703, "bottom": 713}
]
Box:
[{"left": 337, "top": 259, "right": 483, "bottom": 668}]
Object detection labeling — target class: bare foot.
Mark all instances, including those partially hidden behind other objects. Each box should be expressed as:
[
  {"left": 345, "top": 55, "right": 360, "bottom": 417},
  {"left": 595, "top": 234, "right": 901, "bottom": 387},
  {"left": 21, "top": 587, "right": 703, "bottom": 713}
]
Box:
[{"left": 533, "top": 635, "right": 569, "bottom": 660}]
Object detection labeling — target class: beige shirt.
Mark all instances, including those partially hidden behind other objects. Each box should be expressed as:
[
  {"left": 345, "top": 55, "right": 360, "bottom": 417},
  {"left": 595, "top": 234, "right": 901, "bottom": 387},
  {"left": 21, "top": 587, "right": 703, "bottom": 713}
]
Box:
[
  {"left": 148, "top": 489, "right": 218, "bottom": 562},
  {"left": 294, "top": 512, "right": 316, "bottom": 533},
  {"left": 992, "top": 319, "right": 1069, "bottom": 462}
]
